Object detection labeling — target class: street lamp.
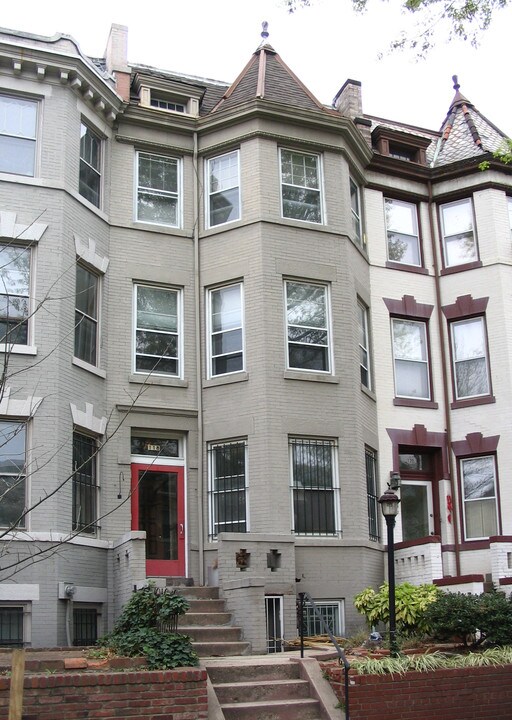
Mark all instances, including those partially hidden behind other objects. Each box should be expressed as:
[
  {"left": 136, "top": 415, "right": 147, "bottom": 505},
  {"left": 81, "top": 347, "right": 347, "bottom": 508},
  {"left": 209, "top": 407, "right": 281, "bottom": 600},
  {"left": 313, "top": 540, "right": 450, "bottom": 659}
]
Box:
[{"left": 379, "top": 487, "right": 401, "bottom": 658}]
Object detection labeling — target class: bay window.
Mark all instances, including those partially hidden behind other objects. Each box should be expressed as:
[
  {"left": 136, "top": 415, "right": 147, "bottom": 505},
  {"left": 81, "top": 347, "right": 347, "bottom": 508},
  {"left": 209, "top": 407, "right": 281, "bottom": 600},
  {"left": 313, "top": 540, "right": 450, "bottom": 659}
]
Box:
[
  {"left": 208, "top": 282, "right": 244, "bottom": 376},
  {"left": 136, "top": 152, "right": 180, "bottom": 226},
  {"left": 392, "top": 318, "right": 430, "bottom": 400},
  {"left": 280, "top": 149, "right": 322, "bottom": 223},
  {"left": 285, "top": 280, "right": 330, "bottom": 372},
  {"left": 385, "top": 198, "right": 421, "bottom": 267},
  {"left": 440, "top": 198, "right": 477, "bottom": 268},
  {"left": 0, "top": 94, "right": 38, "bottom": 176},
  {"left": 207, "top": 150, "right": 240, "bottom": 227},
  {"left": 208, "top": 439, "right": 247, "bottom": 540}
]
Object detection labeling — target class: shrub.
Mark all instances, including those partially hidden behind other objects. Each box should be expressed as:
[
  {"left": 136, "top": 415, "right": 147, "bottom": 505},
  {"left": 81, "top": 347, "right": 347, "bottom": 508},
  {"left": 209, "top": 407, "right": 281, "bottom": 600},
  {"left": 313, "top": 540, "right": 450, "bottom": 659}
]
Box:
[
  {"left": 354, "top": 582, "right": 440, "bottom": 634},
  {"left": 99, "top": 583, "right": 198, "bottom": 669}
]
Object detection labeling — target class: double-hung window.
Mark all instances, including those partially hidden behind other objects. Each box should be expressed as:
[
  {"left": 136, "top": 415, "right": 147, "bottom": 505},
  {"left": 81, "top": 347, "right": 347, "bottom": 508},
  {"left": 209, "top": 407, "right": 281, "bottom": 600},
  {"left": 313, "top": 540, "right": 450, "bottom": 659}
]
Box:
[
  {"left": 79, "top": 122, "right": 101, "bottom": 208},
  {"left": 208, "top": 440, "right": 247, "bottom": 540},
  {"left": 450, "top": 317, "right": 490, "bottom": 400},
  {"left": 208, "top": 283, "right": 243, "bottom": 377},
  {"left": 385, "top": 198, "right": 421, "bottom": 267},
  {"left": 285, "top": 280, "right": 330, "bottom": 372},
  {"left": 358, "top": 301, "right": 371, "bottom": 389},
  {"left": 461, "top": 456, "right": 498, "bottom": 540},
  {"left": 0, "top": 244, "right": 31, "bottom": 346},
  {"left": 440, "top": 198, "right": 477, "bottom": 268},
  {"left": 207, "top": 150, "right": 240, "bottom": 227},
  {"left": 0, "top": 421, "right": 26, "bottom": 529},
  {"left": 0, "top": 94, "right": 38, "bottom": 176},
  {"left": 136, "top": 152, "right": 180, "bottom": 226},
  {"left": 350, "top": 178, "right": 363, "bottom": 247},
  {"left": 134, "top": 284, "right": 180, "bottom": 376},
  {"left": 290, "top": 437, "right": 339, "bottom": 536},
  {"left": 391, "top": 318, "right": 430, "bottom": 400},
  {"left": 280, "top": 149, "right": 322, "bottom": 223},
  {"left": 75, "top": 264, "right": 99, "bottom": 367},
  {"left": 365, "top": 447, "right": 379, "bottom": 541},
  {"left": 72, "top": 431, "right": 98, "bottom": 534}
]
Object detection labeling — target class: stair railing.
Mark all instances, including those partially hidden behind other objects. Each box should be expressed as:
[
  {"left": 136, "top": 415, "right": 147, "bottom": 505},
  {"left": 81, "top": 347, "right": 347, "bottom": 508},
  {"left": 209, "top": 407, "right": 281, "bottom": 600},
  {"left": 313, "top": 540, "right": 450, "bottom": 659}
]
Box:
[{"left": 297, "top": 591, "right": 350, "bottom": 720}]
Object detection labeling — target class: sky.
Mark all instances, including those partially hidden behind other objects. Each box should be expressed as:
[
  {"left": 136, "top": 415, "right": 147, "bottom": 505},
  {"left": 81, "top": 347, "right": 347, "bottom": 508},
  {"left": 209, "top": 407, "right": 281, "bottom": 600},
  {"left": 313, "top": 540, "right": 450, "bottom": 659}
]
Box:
[{"left": 2, "top": 0, "right": 510, "bottom": 136}]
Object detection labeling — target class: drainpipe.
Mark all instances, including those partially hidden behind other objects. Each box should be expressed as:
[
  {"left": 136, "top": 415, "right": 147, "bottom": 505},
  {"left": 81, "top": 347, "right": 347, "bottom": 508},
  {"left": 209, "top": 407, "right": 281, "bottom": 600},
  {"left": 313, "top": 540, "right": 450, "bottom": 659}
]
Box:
[
  {"left": 427, "top": 180, "right": 461, "bottom": 577},
  {"left": 193, "top": 130, "right": 205, "bottom": 585}
]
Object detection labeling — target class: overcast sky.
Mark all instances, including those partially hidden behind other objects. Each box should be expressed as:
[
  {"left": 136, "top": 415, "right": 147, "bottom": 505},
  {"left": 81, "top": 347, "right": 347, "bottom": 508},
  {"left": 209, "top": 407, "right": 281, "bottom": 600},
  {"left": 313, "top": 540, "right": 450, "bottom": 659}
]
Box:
[{"left": 2, "top": 0, "right": 510, "bottom": 136}]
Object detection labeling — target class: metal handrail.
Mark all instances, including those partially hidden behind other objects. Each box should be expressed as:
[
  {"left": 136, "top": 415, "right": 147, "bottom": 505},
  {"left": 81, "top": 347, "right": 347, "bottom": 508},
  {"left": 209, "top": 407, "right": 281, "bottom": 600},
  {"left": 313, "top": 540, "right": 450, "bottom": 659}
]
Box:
[{"left": 297, "top": 591, "right": 350, "bottom": 720}]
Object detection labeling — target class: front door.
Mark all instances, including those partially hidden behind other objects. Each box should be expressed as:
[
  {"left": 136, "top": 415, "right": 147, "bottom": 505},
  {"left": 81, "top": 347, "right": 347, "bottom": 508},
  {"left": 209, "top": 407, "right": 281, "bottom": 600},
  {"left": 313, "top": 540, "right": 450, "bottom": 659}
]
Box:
[
  {"left": 131, "top": 464, "right": 185, "bottom": 576},
  {"left": 398, "top": 451, "right": 435, "bottom": 542}
]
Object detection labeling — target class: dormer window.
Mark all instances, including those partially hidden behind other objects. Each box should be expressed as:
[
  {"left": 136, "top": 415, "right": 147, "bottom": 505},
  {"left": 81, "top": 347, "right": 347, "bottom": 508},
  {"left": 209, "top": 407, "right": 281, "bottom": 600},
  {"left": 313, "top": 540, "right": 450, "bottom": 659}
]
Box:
[
  {"left": 372, "top": 126, "right": 430, "bottom": 166},
  {"left": 134, "top": 74, "right": 202, "bottom": 118},
  {"left": 150, "top": 95, "right": 185, "bottom": 113}
]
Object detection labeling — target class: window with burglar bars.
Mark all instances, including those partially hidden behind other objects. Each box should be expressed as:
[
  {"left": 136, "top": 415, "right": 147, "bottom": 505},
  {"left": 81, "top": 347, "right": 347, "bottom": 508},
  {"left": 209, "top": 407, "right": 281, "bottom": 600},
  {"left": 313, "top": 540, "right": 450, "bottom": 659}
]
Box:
[
  {"left": 73, "top": 607, "right": 98, "bottom": 646},
  {"left": 365, "top": 447, "right": 380, "bottom": 541},
  {"left": 290, "top": 437, "right": 339, "bottom": 536},
  {"left": 304, "top": 601, "right": 342, "bottom": 637},
  {"left": 208, "top": 440, "right": 247, "bottom": 540},
  {"left": 72, "top": 432, "right": 98, "bottom": 534},
  {"left": 0, "top": 606, "right": 24, "bottom": 647}
]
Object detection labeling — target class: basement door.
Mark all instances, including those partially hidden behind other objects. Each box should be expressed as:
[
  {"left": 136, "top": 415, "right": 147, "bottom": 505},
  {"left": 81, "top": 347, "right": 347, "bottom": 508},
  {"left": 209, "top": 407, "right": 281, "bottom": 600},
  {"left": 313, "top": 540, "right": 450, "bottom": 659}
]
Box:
[{"left": 131, "top": 463, "right": 185, "bottom": 576}]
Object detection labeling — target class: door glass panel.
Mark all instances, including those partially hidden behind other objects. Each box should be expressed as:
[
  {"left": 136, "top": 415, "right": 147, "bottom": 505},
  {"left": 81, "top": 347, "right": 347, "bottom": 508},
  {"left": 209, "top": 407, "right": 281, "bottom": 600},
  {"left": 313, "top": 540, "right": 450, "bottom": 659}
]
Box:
[
  {"left": 139, "top": 471, "right": 178, "bottom": 561},
  {"left": 399, "top": 453, "right": 432, "bottom": 472},
  {"left": 401, "top": 483, "right": 430, "bottom": 541}
]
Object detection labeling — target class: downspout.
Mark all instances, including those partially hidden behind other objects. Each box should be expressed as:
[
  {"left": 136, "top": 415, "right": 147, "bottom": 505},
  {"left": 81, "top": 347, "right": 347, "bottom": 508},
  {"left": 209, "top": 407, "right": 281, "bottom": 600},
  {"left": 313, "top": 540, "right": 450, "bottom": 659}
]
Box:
[
  {"left": 193, "top": 130, "right": 205, "bottom": 585},
  {"left": 427, "top": 179, "right": 461, "bottom": 577}
]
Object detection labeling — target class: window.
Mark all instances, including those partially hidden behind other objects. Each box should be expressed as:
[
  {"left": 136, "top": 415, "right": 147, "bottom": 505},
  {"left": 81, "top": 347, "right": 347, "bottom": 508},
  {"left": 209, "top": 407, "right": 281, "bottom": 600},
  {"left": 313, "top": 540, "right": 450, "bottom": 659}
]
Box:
[
  {"left": 207, "top": 150, "right": 240, "bottom": 227},
  {"left": 440, "top": 198, "right": 477, "bottom": 268},
  {"left": 365, "top": 447, "right": 379, "bottom": 541},
  {"left": 150, "top": 96, "right": 185, "bottom": 112},
  {"left": 280, "top": 149, "right": 322, "bottom": 223},
  {"left": 73, "top": 607, "right": 99, "bottom": 646},
  {"left": 0, "top": 94, "right": 38, "bottom": 177},
  {"left": 358, "top": 302, "right": 371, "bottom": 389},
  {"left": 0, "top": 606, "right": 24, "bottom": 647},
  {"left": 0, "top": 422, "right": 26, "bottom": 529},
  {"left": 350, "top": 179, "right": 363, "bottom": 247},
  {"left": 461, "top": 456, "right": 498, "bottom": 540},
  {"left": 385, "top": 198, "right": 421, "bottom": 266},
  {"left": 391, "top": 318, "right": 430, "bottom": 399},
  {"left": 208, "top": 283, "right": 243, "bottom": 377},
  {"left": 72, "top": 432, "right": 98, "bottom": 534},
  {"left": 0, "top": 244, "right": 31, "bottom": 346},
  {"left": 208, "top": 440, "right": 247, "bottom": 540},
  {"left": 285, "top": 280, "right": 330, "bottom": 372},
  {"left": 79, "top": 122, "right": 101, "bottom": 207},
  {"left": 290, "top": 437, "right": 339, "bottom": 536},
  {"left": 75, "top": 264, "right": 99, "bottom": 367},
  {"left": 303, "top": 601, "right": 343, "bottom": 637},
  {"left": 450, "top": 317, "right": 490, "bottom": 400},
  {"left": 136, "top": 152, "right": 180, "bottom": 227},
  {"left": 134, "top": 284, "right": 180, "bottom": 376}
]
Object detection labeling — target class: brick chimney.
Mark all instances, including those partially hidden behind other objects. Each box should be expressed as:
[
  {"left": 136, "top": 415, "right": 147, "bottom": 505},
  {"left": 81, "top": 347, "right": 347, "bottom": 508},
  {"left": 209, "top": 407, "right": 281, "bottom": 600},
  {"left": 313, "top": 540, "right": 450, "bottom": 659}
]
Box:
[
  {"left": 333, "top": 79, "right": 371, "bottom": 146},
  {"left": 104, "top": 24, "right": 130, "bottom": 102}
]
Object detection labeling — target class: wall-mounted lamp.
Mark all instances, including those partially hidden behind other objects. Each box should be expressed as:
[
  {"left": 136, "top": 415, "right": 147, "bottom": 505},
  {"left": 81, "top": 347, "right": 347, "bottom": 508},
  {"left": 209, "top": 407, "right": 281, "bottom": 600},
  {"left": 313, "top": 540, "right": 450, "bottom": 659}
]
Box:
[{"left": 389, "top": 471, "right": 401, "bottom": 491}]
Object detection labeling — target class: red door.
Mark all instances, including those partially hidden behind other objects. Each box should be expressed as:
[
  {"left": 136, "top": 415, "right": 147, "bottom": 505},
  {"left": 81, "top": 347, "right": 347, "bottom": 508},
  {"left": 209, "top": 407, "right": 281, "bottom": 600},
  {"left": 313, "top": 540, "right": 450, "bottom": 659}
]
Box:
[{"left": 131, "top": 464, "right": 185, "bottom": 576}]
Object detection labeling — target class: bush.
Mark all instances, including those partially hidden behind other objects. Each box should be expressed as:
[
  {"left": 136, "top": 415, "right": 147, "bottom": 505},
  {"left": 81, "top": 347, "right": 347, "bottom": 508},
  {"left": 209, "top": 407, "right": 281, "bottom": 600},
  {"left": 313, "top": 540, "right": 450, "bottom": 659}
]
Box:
[
  {"left": 354, "top": 582, "right": 440, "bottom": 634},
  {"left": 99, "top": 583, "right": 198, "bottom": 669}
]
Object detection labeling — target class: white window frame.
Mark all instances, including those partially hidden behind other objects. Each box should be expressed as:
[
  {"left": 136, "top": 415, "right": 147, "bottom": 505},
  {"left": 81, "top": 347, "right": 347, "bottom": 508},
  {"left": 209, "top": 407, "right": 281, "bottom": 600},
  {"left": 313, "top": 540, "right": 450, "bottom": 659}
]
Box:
[
  {"left": 285, "top": 280, "right": 332, "bottom": 374},
  {"left": 0, "top": 242, "right": 34, "bottom": 352},
  {"left": 0, "top": 420, "right": 27, "bottom": 530},
  {"left": 450, "top": 316, "right": 490, "bottom": 400},
  {"left": 79, "top": 121, "right": 102, "bottom": 208},
  {"left": 280, "top": 149, "right": 323, "bottom": 224},
  {"left": 385, "top": 198, "right": 421, "bottom": 267},
  {"left": 461, "top": 455, "right": 498, "bottom": 540},
  {"left": 135, "top": 152, "right": 181, "bottom": 227},
  {"left": 133, "top": 283, "right": 182, "bottom": 378},
  {"left": 350, "top": 178, "right": 363, "bottom": 247},
  {"left": 391, "top": 318, "right": 431, "bottom": 400},
  {"left": 208, "top": 439, "right": 248, "bottom": 541},
  {"left": 304, "top": 599, "right": 344, "bottom": 637},
  {"left": 206, "top": 150, "right": 241, "bottom": 228},
  {"left": 207, "top": 282, "right": 244, "bottom": 378},
  {"left": 358, "top": 301, "right": 371, "bottom": 389},
  {"left": 0, "top": 93, "right": 39, "bottom": 177},
  {"left": 440, "top": 198, "right": 477, "bottom": 268},
  {"left": 74, "top": 263, "right": 100, "bottom": 369}
]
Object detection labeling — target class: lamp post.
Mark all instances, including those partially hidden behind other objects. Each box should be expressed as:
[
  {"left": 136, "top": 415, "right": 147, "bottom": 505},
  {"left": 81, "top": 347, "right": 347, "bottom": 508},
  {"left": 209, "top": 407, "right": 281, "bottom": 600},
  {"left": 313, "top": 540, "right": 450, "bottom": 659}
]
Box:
[{"left": 379, "top": 487, "right": 401, "bottom": 658}]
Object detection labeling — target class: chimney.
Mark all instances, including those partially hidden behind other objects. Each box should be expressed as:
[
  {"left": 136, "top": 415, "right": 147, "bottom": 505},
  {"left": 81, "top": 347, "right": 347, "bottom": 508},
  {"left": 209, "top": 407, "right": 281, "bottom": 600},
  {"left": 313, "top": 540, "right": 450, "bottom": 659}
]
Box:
[
  {"left": 104, "top": 24, "right": 130, "bottom": 102},
  {"left": 333, "top": 79, "right": 371, "bottom": 146}
]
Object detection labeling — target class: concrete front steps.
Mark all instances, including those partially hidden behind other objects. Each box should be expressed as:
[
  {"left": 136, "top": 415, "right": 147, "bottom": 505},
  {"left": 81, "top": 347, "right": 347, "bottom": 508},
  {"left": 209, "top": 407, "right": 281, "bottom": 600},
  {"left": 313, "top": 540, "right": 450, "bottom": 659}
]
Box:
[
  {"left": 204, "top": 656, "right": 342, "bottom": 720},
  {"left": 175, "top": 585, "right": 251, "bottom": 658}
]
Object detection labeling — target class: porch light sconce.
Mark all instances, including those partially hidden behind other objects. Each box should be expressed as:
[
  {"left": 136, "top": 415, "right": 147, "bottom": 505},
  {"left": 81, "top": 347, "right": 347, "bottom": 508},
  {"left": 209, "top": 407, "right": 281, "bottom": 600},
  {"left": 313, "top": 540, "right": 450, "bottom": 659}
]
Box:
[
  {"left": 378, "top": 487, "right": 401, "bottom": 658},
  {"left": 236, "top": 548, "right": 250, "bottom": 570},
  {"left": 267, "top": 549, "right": 281, "bottom": 571},
  {"left": 389, "top": 471, "right": 401, "bottom": 491}
]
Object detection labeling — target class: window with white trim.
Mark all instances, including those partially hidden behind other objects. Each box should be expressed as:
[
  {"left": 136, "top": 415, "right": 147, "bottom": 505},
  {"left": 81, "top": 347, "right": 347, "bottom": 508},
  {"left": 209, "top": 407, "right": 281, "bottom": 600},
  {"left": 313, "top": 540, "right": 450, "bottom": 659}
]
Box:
[
  {"left": 72, "top": 431, "right": 98, "bottom": 534},
  {"left": 391, "top": 318, "right": 430, "bottom": 400},
  {"left": 358, "top": 301, "right": 371, "bottom": 389},
  {"left": 207, "top": 150, "right": 240, "bottom": 227},
  {"left": 450, "top": 316, "right": 490, "bottom": 400},
  {"left": 285, "top": 280, "right": 330, "bottom": 372},
  {"left": 208, "top": 283, "right": 244, "bottom": 377},
  {"left": 0, "top": 244, "right": 31, "bottom": 346},
  {"left": 136, "top": 152, "right": 180, "bottom": 227},
  {"left": 280, "top": 149, "right": 322, "bottom": 223},
  {"left": 440, "top": 198, "right": 477, "bottom": 267},
  {"left": 0, "top": 421, "right": 26, "bottom": 529},
  {"left": 79, "top": 122, "right": 101, "bottom": 208},
  {"left": 303, "top": 600, "right": 343, "bottom": 637},
  {"left": 350, "top": 178, "right": 363, "bottom": 247},
  {"left": 385, "top": 198, "right": 421, "bottom": 266},
  {"left": 75, "top": 264, "right": 99, "bottom": 367},
  {"left": 208, "top": 439, "right": 247, "bottom": 540},
  {"left": 134, "top": 284, "right": 181, "bottom": 376},
  {"left": 461, "top": 455, "right": 498, "bottom": 540},
  {"left": 0, "top": 94, "right": 38, "bottom": 176},
  {"left": 290, "top": 437, "right": 339, "bottom": 536}
]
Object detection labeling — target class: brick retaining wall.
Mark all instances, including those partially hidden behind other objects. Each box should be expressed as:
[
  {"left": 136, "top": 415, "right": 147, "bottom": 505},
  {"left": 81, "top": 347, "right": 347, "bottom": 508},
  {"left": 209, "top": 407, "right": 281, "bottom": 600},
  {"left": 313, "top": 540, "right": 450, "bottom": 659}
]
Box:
[
  {"left": 322, "top": 663, "right": 512, "bottom": 720},
  {"left": 0, "top": 667, "right": 208, "bottom": 720}
]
